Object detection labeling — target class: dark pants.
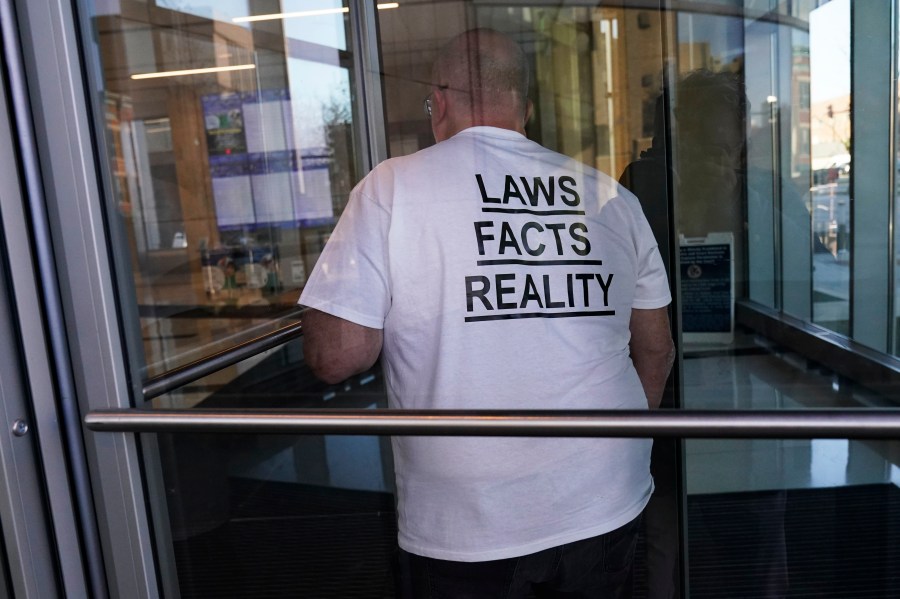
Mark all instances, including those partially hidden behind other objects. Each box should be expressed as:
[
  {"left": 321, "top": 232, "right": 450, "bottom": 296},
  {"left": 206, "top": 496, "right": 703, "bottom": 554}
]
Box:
[{"left": 397, "top": 514, "right": 641, "bottom": 598}]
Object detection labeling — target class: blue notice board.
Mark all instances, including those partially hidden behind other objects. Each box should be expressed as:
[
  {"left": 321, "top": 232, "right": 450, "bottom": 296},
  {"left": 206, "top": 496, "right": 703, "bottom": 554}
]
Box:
[
  {"left": 680, "top": 233, "right": 734, "bottom": 343},
  {"left": 201, "top": 90, "right": 335, "bottom": 231}
]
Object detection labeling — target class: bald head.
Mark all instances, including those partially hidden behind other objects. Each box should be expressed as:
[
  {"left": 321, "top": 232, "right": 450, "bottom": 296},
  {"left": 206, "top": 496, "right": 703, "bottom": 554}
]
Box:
[{"left": 429, "top": 29, "right": 531, "bottom": 140}]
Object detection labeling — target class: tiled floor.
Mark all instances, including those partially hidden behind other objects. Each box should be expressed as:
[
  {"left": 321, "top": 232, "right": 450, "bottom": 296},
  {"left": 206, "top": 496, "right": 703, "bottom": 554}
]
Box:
[
  {"left": 678, "top": 335, "right": 900, "bottom": 597},
  {"left": 681, "top": 334, "right": 900, "bottom": 495}
]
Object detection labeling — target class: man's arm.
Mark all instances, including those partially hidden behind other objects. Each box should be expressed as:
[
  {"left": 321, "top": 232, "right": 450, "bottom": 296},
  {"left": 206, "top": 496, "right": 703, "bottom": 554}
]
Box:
[
  {"left": 302, "top": 308, "right": 384, "bottom": 384},
  {"left": 629, "top": 306, "right": 676, "bottom": 409}
]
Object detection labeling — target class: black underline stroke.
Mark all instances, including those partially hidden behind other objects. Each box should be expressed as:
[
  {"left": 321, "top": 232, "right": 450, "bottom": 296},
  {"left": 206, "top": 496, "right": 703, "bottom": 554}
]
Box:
[
  {"left": 476, "top": 259, "right": 603, "bottom": 266},
  {"left": 480, "top": 207, "right": 586, "bottom": 216},
  {"left": 465, "top": 310, "right": 615, "bottom": 322}
]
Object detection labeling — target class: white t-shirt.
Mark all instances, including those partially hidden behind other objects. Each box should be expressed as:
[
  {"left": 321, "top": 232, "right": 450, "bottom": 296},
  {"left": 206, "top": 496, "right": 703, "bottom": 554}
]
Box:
[{"left": 300, "top": 126, "right": 671, "bottom": 562}]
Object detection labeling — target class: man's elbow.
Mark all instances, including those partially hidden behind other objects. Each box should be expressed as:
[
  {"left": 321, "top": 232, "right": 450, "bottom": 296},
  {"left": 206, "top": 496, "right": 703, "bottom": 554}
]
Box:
[
  {"left": 304, "top": 342, "right": 378, "bottom": 385},
  {"left": 306, "top": 352, "right": 351, "bottom": 385},
  {"left": 315, "top": 368, "right": 355, "bottom": 386},
  {"left": 638, "top": 336, "right": 675, "bottom": 368},
  {"left": 301, "top": 309, "right": 383, "bottom": 384}
]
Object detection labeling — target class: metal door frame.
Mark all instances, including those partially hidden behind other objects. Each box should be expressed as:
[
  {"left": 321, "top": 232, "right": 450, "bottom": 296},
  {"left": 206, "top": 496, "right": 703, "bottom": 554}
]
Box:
[
  {"left": 0, "top": 57, "right": 65, "bottom": 596},
  {"left": 0, "top": 1, "right": 92, "bottom": 595},
  {"left": 7, "top": 0, "right": 159, "bottom": 595}
]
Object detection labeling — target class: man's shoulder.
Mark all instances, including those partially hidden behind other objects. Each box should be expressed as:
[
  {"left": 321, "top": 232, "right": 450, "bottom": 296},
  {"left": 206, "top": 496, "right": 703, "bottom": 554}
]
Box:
[
  {"left": 367, "top": 142, "right": 448, "bottom": 178},
  {"left": 360, "top": 137, "right": 474, "bottom": 194},
  {"left": 351, "top": 144, "right": 449, "bottom": 206}
]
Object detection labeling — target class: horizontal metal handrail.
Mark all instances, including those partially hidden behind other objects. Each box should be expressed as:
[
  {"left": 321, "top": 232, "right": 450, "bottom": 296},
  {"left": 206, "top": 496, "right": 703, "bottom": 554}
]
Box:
[
  {"left": 142, "top": 321, "right": 303, "bottom": 400},
  {"left": 85, "top": 408, "right": 900, "bottom": 439}
]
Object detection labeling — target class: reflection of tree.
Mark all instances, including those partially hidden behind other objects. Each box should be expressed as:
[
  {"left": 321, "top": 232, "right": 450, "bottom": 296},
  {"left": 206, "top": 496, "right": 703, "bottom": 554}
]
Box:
[
  {"left": 322, "top": 93, "right": 352, "bottom": 131},
  {"left": 815, "top": 101, "right": 851, "bottom": 154},
  {"left": 321, "top": 93, "right": 356, "bottom": 215}
]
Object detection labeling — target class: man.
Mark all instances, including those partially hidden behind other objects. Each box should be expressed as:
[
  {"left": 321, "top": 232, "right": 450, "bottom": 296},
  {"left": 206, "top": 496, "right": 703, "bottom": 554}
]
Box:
[{"left": 300, "top": 29, "right": 674, "bottom": 598}]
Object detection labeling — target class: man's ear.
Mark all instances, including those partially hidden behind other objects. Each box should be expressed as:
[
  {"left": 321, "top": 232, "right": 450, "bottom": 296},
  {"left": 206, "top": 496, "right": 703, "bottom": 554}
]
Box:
[
  {"left": 430, "top": 87, "right": 450, "bottom": 142},
  {"left": 524, "top": 99, "right": 534, "bottom": 126},
  {"left": 432, "top": 87, "right": 448, "bottom": 122}
]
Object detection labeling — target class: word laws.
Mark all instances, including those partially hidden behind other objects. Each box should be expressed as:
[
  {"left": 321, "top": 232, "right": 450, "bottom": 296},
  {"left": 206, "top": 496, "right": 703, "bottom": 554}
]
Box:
[{"left": 476, "top": 174, "right": 580, "bottom": 207}]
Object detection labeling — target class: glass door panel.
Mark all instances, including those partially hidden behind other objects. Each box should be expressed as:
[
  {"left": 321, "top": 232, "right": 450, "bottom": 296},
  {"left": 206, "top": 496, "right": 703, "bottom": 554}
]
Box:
[
  {"left": 78, "top": 1, "right": 394, "bottom": 595},
  {"left": 86, "top": 0, "right": 362, "bottom": 382}
]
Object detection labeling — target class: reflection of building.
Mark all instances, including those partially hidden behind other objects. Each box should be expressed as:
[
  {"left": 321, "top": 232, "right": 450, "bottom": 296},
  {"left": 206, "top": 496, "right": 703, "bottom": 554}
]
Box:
[
  {"left": 96, "top": 6, "right": 358, "bottom": 358},
  {"left": 792, "top": 45, "right": 812, "bottom": 175},
  {"left": 679, "top": 41, "right": 712, "bottom": 72},
  {"left": 679, "top": 42, "right": 743, "bottom": 74}
]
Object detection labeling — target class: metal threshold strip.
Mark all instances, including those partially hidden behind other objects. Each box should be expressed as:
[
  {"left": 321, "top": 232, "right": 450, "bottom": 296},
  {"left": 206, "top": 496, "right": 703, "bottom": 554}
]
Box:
[{"left": 85, "top": 408, "right": 900, "bottom": 439}]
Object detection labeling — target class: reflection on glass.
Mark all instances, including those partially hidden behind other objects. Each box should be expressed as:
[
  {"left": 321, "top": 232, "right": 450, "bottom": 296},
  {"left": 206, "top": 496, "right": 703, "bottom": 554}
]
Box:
[
  {"left": 379, "top": 3, "right": 666, "bottom": 179},
  {"left": 89, "top": 0, "right": 360, "bottom": 383},
  {"left": 83, "top": 2, "right": 396, "bottom": 596},
  {"left": 810, "top": 0, "right": 851, "bottom": 336},
  {"left": 154, "top": 0, "right": 251, "bottom": 23}
]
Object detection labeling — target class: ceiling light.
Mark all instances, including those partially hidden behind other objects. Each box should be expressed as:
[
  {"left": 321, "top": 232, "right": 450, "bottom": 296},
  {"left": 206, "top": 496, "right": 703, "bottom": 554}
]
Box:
[
  {"left": 233, "top": 3, "right": 398, "bottom": 23},
  {"left": 131, "top": 64, "right": 256, "bottom": 80},
  {"left": 233, "top": 7, "right": 347, "bottom": 23}
]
